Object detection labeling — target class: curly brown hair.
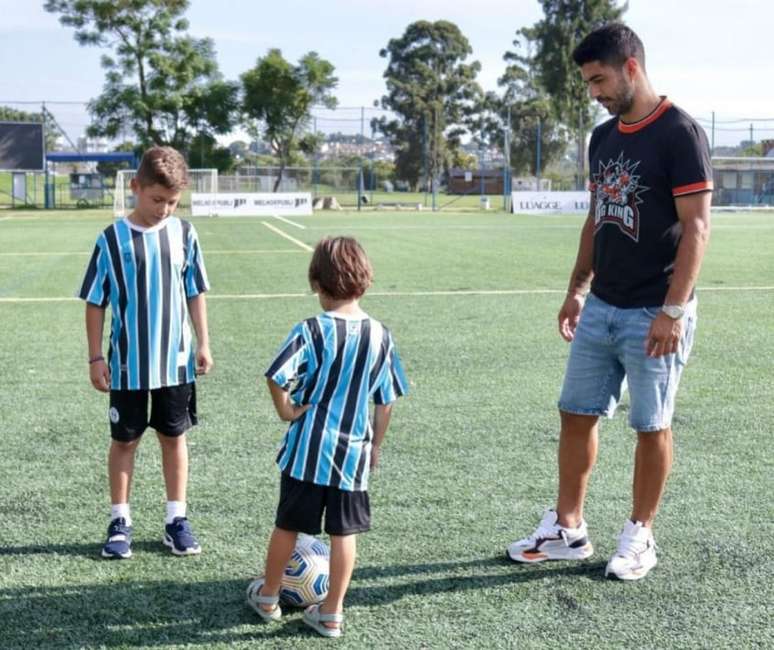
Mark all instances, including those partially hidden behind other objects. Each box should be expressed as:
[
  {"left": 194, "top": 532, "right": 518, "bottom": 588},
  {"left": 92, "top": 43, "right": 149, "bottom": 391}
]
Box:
[
  {"left": 308, "top": 237, "right": 373, "bottom": 300},
  {"left": 135, "top": 146, "right": 189, "bottom": 191}
]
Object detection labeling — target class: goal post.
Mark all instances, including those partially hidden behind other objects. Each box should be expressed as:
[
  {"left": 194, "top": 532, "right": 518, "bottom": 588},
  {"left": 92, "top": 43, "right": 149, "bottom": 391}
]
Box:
[{"left": 113, "top": 168, "right": 218, "bottom": 217}]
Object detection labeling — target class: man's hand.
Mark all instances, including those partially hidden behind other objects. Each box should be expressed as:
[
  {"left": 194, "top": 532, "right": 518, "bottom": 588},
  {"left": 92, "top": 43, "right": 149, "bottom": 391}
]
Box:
[
  {"left": 89, "top": 359, "right": 110, "bottom": 392},
  {"left": 558, "top": 293, "right": 586, "bottom": 342},
  {"left": 646, "top": 312, "right": 682, "bottom": 357},
  {"left": 196, "top": 343, "right": 213, "bottom": 375},
  {"left": 370, "top": 445, "right": 381, "bottom": 470}
]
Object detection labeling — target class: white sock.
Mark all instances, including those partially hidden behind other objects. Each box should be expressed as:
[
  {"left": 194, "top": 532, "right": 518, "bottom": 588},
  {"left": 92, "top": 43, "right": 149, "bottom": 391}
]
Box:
[
  {"left": 111, "top": 503, "right": 131, "bottom": 526},
  {"left": 165, "top": 500, "right": 186, "bottom": 525}
]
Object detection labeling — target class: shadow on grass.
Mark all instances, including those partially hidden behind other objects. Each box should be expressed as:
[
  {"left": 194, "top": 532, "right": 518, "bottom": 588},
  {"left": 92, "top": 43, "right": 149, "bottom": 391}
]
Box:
[
  {"left": 0, "top": 556, "right": 608, "bottom": 648},
  {"left": 0, "top": 577, "right": 299, "bottom": 649},
  {"left": 348, "top": 556, "right": 609, "bottom": 606},
  {"left": 0, "top": 540, "right": 171, "bottom": 560}
]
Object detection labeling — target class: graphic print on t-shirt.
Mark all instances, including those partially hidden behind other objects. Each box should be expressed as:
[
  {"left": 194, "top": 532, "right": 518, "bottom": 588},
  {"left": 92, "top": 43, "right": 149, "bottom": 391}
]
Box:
[{"left": 592, "top": 152, "right": 649, "bottom": 242}]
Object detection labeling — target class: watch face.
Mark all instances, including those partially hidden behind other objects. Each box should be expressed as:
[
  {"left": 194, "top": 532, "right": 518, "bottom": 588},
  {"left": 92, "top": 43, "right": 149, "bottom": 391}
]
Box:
[{"left": 663, "top": 305, "right": 684, "bottom": 319}]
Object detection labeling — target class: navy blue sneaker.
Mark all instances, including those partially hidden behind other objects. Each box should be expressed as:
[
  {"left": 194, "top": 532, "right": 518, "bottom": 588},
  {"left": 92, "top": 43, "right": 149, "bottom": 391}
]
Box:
[
  {"left": 101, "top": 517, "right": 133, "bottom": 559},
  {"left": 163, "top": 517, "right": 201, "bottom": 556}
]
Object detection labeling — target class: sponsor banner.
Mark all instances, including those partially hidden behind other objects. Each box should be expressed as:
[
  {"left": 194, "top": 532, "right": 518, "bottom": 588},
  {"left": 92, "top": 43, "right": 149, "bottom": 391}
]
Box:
[
  {"left": 511, "top": 191, "right": 590, "bottom": 214},
  {"left": 191, "top": 192, "right": 312, "bottom": 216}
]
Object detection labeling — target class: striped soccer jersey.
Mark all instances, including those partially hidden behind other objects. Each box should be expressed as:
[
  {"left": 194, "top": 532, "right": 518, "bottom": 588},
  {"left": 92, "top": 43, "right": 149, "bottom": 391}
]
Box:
[
  {"left": 265, "top": 312, "right": 408, "bottom": 492},
  {"left": 78, "top": 216, "right": 209, "bottom": 390}
]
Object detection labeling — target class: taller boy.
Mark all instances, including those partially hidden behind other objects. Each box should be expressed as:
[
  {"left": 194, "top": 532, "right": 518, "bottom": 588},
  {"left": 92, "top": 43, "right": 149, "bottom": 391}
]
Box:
[
  {"left": 507, "top": 23, "right": 713, "bottom": 580},
  {"left": 79, "top": 146, "right": 213, "bottom": 559}
]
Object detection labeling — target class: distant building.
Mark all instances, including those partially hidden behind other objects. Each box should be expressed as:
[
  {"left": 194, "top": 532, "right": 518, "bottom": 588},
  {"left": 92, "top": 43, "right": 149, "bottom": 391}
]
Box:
[
  {"left": 448, "top": 168, "right": 504, "bottom": 194},
  {"left": 712, "top": 157, "right": 774, "bottom": 205}
]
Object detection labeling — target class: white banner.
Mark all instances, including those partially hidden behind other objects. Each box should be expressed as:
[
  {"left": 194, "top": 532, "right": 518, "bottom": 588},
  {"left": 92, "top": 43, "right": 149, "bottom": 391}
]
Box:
[
  {"left": 511, "top": 191, "right": 590, "bottom": 214},
  {"left": 191, "top": 192, "right": 312, "bottom": 216}
]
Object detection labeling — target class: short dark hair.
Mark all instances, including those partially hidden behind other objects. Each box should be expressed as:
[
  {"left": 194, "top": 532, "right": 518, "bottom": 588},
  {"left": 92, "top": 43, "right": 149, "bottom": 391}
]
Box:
[
  {"left": 308, "top": 237, "right": 373, "bottom": 300},
  {"left": 135, "top": 146, "right": 189, "bottom": 191},
  {"left": 572, "top": 22, "right": 645, "bottom": 69}
]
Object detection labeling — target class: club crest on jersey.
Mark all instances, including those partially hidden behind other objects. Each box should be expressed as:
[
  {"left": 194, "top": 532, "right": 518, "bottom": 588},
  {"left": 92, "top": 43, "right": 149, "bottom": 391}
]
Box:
[{"left": 591, "top": 153, "right": 649, "bottom": 242}]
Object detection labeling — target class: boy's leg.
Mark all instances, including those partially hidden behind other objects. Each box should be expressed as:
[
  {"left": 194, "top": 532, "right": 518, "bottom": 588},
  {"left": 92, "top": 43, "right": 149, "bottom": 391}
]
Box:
[
  {"left": 104, "top": 390, "right": 147, "bottom": 559},
  {"left": 254, "top": 475, "right": 325, "bottom": 612},
  {"left": 319, "top": 534, "right": 356, "bottom": 628},
  {"left": 259, "top": 527, "right": 299, "bottom": 609},
  {"left": 156, "top": 431, "right": 188, "bottom": 503},
  {"left": 108, "top": 438, "right": 141, "bottom": 506},
  {"left": 150, "top": 384, "right": 200, "bottom": 554}
]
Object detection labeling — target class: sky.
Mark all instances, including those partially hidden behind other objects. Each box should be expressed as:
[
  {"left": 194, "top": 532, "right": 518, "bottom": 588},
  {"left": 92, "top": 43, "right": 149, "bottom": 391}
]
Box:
[{"left": 0, "top": 0, "right": 772, "bottom": 148}]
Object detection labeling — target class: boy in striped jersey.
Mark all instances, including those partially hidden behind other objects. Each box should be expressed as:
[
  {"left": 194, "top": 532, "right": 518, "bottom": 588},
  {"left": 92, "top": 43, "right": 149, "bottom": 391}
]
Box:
[
  {"left": 247, "top": 237, "right": 407, "bottom": 637},
  {"left": 78, "top": 146, "right": 212, "bottom": 559}
]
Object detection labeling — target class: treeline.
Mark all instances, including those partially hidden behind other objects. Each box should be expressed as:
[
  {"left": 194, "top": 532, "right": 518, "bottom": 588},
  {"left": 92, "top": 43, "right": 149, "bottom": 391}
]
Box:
[{"left": 33, "top": 1, "right": 625, "bottom": 189}]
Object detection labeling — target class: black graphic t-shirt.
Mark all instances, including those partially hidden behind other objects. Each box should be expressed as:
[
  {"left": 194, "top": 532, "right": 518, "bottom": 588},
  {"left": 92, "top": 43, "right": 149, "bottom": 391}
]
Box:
[{"left": 588, "top": 98, "right": 713, "bottom": 307}]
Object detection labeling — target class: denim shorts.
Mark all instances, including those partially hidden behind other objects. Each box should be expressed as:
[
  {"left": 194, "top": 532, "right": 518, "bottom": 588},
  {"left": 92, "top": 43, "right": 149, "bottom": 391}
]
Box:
[{"left": 558, "top": 293, "right": 697, "bottom": 431}]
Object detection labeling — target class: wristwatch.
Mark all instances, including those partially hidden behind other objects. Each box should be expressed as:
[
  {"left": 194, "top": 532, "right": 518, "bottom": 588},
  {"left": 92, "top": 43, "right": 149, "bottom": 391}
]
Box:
[{"left": 661, "top": 304, "right": 685, "bottom": 319}]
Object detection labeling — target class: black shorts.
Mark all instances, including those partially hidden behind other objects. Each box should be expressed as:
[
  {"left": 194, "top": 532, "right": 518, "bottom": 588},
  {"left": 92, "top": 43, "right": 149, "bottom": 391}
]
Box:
[
  {"left": 109, "top": 383, "right": 197, "bottom": 442},
  {"left": 275, "top": 473, "right": 370, "bottom": 536}
]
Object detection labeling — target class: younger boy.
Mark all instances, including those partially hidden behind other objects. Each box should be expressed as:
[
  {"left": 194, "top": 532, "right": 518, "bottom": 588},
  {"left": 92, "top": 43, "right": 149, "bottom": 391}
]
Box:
[
  {"left": 248, "top": 236, "right": 408, "bottom": 638},
  {"left": 78, "top": 146, "right": 212, "bottom": 559}
]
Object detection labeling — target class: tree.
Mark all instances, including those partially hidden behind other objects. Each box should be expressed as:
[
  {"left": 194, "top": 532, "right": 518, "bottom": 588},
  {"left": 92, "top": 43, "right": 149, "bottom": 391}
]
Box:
[
  {"left": 241, "top": 49, "right": 337, "bottom": 191},
  {"left": 477, "top": 32, "right": 568, "bottom": 177},
  {"left": 510, "top": 0, "right": 626, "bottom": 185},
  {"left": 374, "top": 20, "right": 482, "bottom": 190},
  {"left": 44, "top": 0, "right": 239, "bottom": 162}
]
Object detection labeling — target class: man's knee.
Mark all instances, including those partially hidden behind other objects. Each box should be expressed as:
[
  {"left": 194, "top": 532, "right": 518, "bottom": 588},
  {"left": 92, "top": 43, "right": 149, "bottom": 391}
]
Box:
[{"left": 560, "top": 410, "right": 599, "bottom": 436}]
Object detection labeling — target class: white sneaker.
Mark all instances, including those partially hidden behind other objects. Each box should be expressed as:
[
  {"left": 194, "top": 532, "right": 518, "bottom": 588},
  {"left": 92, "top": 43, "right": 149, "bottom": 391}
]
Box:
[
  {"left": 506, "top": 510, "right": 594, "bottom": 563},
  {"left": 605, "top": 520, "right": 657, "bottom": 580}
]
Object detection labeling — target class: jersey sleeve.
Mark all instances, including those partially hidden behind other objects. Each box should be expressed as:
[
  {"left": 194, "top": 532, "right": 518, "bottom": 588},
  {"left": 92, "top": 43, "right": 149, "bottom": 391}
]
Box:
[
  {"left": 77, "top": 235, "right": 111, "bottom": 307},
  {"left": 668, "top": 121, "right": 714, "bottom": 197},
  {"left": 265, "top": 322, "right": 311, "bottom": 390},
  {"left": 184, "top": 224, "right": 210, "bottom": 298},
  {"left": 373, "top": 333, "right": 408, "bottom": 406}
]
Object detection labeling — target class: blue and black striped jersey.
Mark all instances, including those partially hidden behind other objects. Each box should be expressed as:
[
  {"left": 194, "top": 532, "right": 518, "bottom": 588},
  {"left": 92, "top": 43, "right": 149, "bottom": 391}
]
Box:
[
  {"left": 265, "top": 312, "right": 408, "bottom": 492},
  {"left": 78, "top": 217, "right": 209, "bottom": 390}
]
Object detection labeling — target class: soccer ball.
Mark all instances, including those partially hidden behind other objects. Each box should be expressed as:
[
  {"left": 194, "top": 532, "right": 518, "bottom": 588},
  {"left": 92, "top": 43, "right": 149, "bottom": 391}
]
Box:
[
  {"left": 247, "top": 534, "right": 330, "bottom": 609},
  {"left": 280, "top": 534, "right": 330, "bottom": 607}
]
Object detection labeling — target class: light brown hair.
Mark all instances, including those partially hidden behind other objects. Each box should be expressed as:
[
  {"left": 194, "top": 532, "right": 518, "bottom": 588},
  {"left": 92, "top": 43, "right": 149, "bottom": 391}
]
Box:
[
  {"left": 135, "top": 146, "right": 189, "bottom": 191},
  {"left": 308, "top": 237, "right": 373, "bottom": 300}
]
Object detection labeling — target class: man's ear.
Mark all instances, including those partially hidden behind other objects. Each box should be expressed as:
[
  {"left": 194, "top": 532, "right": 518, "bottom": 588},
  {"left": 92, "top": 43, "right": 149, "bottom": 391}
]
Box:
[{"left": 625, "top": 57, "right": 639, "bottom": 81}]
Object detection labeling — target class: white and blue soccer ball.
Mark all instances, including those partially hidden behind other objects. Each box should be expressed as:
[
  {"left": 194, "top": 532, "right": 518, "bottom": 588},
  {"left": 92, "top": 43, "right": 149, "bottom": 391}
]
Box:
[
  {"left": 280, "top": 534, "right": 330, "bottom": 607},
  {"left": 247, "top": 534, "right": 330, "bottom": 609}
]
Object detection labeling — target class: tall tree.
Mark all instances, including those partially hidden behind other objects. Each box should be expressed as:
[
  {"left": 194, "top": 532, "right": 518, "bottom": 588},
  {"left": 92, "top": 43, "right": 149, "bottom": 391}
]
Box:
[
  {"left": 480, "top": 33, "right": 568, "bottom": 177},
  {"left": 509, "top": 0, "right": 626, "bottom": 185},
  {"left": 44, "top": 0, "right": 239, "bottom": 162},
  {"left": 241, "top": 49, "right": 337, "bottom": 191},
  {"left": 375, "top": 20, "right": 482, "bottom": 190}
]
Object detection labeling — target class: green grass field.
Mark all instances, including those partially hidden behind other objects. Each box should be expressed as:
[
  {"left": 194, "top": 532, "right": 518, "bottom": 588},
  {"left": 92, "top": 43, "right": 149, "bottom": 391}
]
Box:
[{"left": 1, "top": 209, "right": 772, "bottom": 649}]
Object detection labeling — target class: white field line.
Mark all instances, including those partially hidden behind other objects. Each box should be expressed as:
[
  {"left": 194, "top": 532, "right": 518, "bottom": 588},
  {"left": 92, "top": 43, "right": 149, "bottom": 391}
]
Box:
[
  {"left": 0, "top": 216, "right": 11, "bottom": 222},
  {"left": 3, "top": 285, "right": 774, "bottom": 304},
  {"left": 272, "top": 215, "right": 305, "bottom": 229},
  {"left": 261, "top": 221, "right": 313, "bottom": 251}
]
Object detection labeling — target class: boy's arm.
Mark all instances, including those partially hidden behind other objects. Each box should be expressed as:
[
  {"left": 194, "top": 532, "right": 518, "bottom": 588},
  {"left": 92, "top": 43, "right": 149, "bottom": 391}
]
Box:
[
  {"left": 85, "top": 303, "right": 110, "bottom": 392},
  {"left": 187, "top": 293, "right": 213, "bottom": 375},
  {"left": 370, "top": 403, "right": 393, "bottom": 469},
  {"left": 266, "top": 379, "right": 311, "bottom": 422}
]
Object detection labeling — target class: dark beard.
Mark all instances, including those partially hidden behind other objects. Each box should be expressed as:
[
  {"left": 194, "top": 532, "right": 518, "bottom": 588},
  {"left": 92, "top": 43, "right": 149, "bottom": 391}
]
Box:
[{"left": 599, "top": 84, "right": 635, "bottom": 116}]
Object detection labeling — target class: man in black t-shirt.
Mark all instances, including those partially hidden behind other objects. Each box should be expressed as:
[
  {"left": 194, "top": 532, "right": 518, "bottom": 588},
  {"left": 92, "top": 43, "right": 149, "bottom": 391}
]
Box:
[{"left": 507, "top": 23, "right": 713, "bottom": 580}]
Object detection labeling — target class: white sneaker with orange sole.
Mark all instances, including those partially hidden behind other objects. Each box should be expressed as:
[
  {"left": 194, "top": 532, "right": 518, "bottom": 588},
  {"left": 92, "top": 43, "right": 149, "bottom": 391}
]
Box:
[{"left": 507, "top": 510, "right": 594, "bottom": 563}]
